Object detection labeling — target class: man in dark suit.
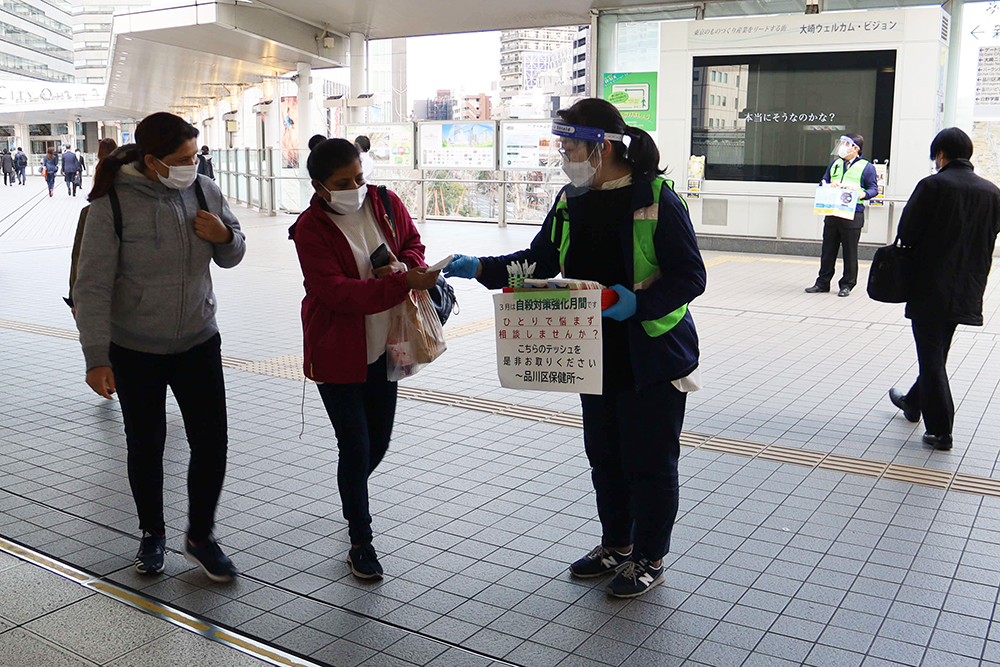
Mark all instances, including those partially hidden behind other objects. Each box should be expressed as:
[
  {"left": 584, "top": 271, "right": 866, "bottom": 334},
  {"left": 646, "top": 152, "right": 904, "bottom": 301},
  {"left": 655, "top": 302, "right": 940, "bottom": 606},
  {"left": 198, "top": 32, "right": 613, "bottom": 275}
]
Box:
[
  {"left": 889, "top": 127, "right": 1000, "bottom": 450},
  {"left": 805, "top": 133, "right": 879, "bottom": 297}
]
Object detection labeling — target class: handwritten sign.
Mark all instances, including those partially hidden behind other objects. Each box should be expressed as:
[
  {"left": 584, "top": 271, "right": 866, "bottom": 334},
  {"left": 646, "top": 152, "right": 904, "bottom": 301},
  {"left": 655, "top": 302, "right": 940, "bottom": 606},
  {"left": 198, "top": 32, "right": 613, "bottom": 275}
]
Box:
[{"left": 493, "top": 290, "right": 603, "bottom": 395}]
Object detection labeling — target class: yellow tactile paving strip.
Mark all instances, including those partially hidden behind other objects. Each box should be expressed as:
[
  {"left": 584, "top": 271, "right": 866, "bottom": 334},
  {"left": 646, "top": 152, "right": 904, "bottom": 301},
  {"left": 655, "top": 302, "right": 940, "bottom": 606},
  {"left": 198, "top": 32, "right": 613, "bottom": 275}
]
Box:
[
  {"left": 2, "top": 307, "right": 999, "bottom": 500},
  {"left": 0, "top": 536, "right": 320, "bottom": 667}
]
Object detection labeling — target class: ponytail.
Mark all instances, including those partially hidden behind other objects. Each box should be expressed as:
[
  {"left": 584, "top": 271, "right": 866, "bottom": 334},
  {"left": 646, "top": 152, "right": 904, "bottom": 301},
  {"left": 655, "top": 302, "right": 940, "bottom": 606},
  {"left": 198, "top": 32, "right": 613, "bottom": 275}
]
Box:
[
  {"left": 88, "top": 144, "right": 139, "bottom": 201},
  {"left": 623, "top": 126, "right": 664, "bottom": 183},
  {"left": 88, "top": 111, "right": 198, "bottom": 202}
]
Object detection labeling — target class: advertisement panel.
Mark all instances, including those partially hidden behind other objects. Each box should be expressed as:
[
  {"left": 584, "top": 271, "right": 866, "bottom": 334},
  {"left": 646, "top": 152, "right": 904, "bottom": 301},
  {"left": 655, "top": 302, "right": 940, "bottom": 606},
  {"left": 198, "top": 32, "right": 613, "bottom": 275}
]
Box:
[
  {"left": 345, "top": 123, "right": 415, "bottom": 168},
  {"left": 499, "top": 120, "right": 558, "bottom": 170},
  {"left": 603, "top": 72, "right": 657, "bottom": 131},
  {"left": 418, "top": 121, "right": 497, "bottom": 170}
]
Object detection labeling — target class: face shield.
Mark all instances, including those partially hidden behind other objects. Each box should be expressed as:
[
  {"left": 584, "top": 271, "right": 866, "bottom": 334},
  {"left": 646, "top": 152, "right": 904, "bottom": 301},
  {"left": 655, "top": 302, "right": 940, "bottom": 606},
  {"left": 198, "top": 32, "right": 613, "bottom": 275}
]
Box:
[
  {"left": 831, "top": 135, "right": 858, "bottom": 159},
  {"left": 549, "top": 121, "right": 623, "bottom": 196}
]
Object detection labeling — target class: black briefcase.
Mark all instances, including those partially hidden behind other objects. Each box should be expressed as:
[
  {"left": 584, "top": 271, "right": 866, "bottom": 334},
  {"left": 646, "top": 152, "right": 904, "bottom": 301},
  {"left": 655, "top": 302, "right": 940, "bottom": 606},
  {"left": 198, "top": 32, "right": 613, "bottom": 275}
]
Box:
[{"left": 867, "top": 239, "right": 912, "bottom": 303}]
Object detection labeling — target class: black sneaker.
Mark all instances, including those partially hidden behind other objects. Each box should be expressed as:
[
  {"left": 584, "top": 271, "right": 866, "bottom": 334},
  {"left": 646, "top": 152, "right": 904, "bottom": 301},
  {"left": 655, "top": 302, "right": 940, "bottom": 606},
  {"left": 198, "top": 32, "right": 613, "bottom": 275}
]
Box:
[
  {"left": 184, "top": 536, "right": 237, "bottom": 582},
  {"left": 569, "top": 545, "right": 632, "bottom": 578},
  {"left": 134, "top": 531, "right": 166, "bottom": 575},
  {"left": 347, "top": 544, "right": 384, "bottom": 580},
  {"left": 607, "top": 557, "right": 665, "bottom": 598}
]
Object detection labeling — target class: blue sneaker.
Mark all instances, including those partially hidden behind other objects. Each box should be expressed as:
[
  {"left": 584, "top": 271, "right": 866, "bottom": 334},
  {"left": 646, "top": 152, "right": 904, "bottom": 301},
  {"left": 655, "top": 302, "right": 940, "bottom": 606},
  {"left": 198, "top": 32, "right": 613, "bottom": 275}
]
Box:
[
  {"left": 569, "top": 545, "right": 631, "bottom": 578},
  {"left": 184, "top": 536, "right": 237, "bottom": 582},
  {"left": 134, "top": 531, "right": 165, "bottom": 575},
  {"left": 607, "top": 557, "right": 664, "bottom": 598}
]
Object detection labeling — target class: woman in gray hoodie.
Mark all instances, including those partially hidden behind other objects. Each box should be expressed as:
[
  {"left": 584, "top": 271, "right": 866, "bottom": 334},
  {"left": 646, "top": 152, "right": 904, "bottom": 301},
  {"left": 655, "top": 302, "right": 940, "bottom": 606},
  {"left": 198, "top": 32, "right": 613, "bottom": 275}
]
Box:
[{"left": 73, "top": 112, "right": 246, "bottom": 581}]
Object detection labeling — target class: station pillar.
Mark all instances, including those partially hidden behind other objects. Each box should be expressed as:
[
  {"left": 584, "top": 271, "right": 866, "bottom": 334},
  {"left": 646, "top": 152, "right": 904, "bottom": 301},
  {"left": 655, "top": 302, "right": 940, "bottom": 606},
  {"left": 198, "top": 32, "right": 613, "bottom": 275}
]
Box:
[
  {"left": 945, "top": 0, "right": 964, "bottom": 127},
  {"left": 350, "top": 31, "right": 367, "bottom": 123}
]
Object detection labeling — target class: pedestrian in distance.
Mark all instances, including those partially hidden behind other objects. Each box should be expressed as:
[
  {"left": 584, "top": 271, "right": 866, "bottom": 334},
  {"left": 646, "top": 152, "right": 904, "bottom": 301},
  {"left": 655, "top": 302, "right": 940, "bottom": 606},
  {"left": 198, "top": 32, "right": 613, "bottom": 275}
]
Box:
[
  {"left": 97, "top": 137, "right": 118, "bottom": 162},
  {"left": 288, "top": 138, "right": 439, "bottom": 580},
  {"left": 42, "top": 147, "right": 59, "bottom": 197},
  {"left": 196, "top": 145, "right": 214, "bottom": 180},
  {"left": 445, "top": 98, "right": 707, "bottom": 599},
  {"left": 62, "top": 146, "right": 81, "bottom": 196},
  {"left": 14, "top": 147, "right": 27, "bottom": 185},
  {"left": 73, "top": 112, "right": 246, "bottom": 581},
  {"left": 0, "top": 149, "right": 13, "bottom": 187},
  {"left": 355, "top": 135, "right": 374, "bottom": 182},
  {"left": 805, "top": 133, "right": 878, "bottom": 297},
  {"left": 888, "top": 127, "right": 1000, "bottom": 450}
]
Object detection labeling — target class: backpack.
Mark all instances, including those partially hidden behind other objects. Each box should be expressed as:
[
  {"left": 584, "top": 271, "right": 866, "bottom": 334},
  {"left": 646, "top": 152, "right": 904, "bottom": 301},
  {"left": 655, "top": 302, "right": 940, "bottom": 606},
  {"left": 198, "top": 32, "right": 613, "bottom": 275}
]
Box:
[
  {"left": 16, "top": 153, "right": 27, "bottom": 168},
  {"left": 65, "top": 180, "right": 209, "bottom": 308},
  {"left": 375, "top": 185, "right": 457, "bottom": 326}
]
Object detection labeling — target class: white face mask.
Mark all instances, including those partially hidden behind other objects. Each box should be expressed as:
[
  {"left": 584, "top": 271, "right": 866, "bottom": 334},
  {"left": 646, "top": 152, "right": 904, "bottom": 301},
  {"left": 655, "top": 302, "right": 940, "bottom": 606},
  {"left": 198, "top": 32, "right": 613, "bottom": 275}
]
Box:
[
  {"left": 155, "top": 158, "right": 198, "bottom": 190},
  {"left": 562, "top": 158, "right": 598, "bottom": 188},
  {"left": 837, "top": 145, "right": 853, "bottom": 159},
  {"left": 321, "top": 183, "right": 367, "bottom": 214}
]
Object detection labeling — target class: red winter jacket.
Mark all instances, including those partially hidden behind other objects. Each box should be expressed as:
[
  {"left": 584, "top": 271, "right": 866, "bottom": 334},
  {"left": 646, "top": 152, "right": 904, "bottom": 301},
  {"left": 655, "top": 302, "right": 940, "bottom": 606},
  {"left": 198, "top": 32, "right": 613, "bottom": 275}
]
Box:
[{"left": 288, "top": 186, "right": 426, "bottom": 383}]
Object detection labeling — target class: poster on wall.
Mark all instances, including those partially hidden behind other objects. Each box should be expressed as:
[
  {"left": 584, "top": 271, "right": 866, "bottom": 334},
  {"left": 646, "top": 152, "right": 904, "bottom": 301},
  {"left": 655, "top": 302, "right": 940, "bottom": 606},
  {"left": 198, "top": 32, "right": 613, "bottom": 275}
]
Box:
[
  {"left": 419, "top": 121, "right": 497, "bottom": 170},
  {"left": 500, "top": 121, "right": 558, "bottom": 170},
  {"left": 345, "top": 123, "right": 415, "bottom": 168},
  {"left": 603, "top": 72, "right": 657, "bottom": 132},
  {"left": 280, "top": 96, "right": 298, "bottom": 169}
]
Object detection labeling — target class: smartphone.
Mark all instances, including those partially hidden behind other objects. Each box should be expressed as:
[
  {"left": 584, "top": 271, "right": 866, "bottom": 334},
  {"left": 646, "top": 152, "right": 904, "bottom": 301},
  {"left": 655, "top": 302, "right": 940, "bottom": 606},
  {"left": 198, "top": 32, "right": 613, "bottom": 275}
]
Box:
[{"left": 370, "top": 243, "right": 391, "bottom": 270}]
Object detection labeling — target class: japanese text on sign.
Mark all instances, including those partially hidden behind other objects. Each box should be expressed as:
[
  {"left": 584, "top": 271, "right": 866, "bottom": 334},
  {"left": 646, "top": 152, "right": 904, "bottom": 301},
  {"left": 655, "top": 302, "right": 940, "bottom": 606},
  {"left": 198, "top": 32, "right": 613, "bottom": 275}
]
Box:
[
  {"left": 745, "top": 112, "right": 838, "bottom": 123},
  {"left": 493, "top": 290, "right": 603, "bottom": 395}
]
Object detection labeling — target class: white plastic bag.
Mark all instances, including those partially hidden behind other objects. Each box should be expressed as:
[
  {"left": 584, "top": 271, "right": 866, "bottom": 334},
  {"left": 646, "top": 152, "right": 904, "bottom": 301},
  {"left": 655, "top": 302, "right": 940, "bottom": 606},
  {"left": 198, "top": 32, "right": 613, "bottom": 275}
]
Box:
[{"left": 387, "top": 290, "right": 447, "bottom": 381}]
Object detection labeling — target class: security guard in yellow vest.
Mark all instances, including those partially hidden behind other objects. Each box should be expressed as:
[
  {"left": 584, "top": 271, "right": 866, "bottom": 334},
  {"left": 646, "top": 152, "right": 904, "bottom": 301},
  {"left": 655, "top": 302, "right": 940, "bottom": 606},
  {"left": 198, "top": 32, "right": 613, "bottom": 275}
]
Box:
[
  {"left": 444, "top": 99, "right": 707, "bottom": 599},
  {"left": 806, "top": 133, "right": 879, "bottom": 297}
]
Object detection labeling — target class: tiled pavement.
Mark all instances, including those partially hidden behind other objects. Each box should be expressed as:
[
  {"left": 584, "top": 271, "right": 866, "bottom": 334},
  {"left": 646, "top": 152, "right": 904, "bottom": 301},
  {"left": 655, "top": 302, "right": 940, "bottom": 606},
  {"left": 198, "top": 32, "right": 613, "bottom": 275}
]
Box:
[{"left": 3, "top": 179, "right": 1000, "bottom": 666}]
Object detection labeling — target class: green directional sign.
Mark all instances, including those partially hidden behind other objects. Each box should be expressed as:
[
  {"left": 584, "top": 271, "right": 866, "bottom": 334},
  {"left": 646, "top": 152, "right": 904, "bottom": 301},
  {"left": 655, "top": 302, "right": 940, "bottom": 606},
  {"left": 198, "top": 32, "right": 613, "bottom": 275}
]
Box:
[{"left": 603, "top": 72, "right": 657, "bottom": 132}]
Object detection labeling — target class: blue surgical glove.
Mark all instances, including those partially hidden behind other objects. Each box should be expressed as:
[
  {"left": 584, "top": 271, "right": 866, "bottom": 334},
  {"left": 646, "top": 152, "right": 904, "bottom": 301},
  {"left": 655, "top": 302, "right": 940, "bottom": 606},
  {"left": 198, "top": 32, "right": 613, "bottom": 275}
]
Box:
[
  {"left": 444, "top": 254, "right": 479, "bottom": 279},
  {"left": 602, "top": 284, "right": 637, "bottom": 321}
]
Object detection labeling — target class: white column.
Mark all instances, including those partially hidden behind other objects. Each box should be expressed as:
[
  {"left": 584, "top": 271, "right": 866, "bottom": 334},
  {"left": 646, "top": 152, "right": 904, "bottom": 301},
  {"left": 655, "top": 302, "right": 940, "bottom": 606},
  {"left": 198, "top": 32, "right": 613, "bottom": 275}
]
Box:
[
  {"left": 350, "top": 32, "right": 367, "bottom": 123},
  {"left": 296, "top": 61, "right": 313, "bottom": 209}
]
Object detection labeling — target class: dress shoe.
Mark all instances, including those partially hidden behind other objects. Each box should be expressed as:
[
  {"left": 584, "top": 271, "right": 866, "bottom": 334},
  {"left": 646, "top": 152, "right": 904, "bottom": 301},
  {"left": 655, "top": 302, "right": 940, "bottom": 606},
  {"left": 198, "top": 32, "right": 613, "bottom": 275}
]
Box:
[
  {"left": 805, "top": 284, "right": 829, "bottom": 293},
  {"left": 838, "top": 287, "right": 852, "bottom": 297},
  {"left": 922, "top": 433, "right": 953, "bottom": 450},
  {"left": 888, "top": 388, "right": 920, "bottom": 422}
]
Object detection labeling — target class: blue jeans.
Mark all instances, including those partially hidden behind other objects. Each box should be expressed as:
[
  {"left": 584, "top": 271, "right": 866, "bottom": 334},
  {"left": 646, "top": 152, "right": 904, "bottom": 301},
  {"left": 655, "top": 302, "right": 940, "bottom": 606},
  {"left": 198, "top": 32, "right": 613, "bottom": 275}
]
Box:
[
  {"left": 317, "top": 354, "right": 397, "bottom": 546},
  {"left": 15, "top": 167, "right": 25, "bottom": 184},
  {"left": 45, "top": 171, "right": 57, "bottom": 191},
  {"left": 581, "top": 380, "right": 686, "bottom": 561}
]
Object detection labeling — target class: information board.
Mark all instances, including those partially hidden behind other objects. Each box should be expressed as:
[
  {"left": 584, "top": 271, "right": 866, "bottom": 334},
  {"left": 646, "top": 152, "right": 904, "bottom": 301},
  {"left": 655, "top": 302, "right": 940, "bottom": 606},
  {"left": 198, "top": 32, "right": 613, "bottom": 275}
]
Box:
[
  {"left": 345, "top": 123, "right": 415, "bottom": 168},
  {"left": 603, "top": 72, "right": 657, "bottom": 131},
  {"left": 419, "top": 121, "right": 497, "bottom": 170},
  {"left": 493, "top": 290, "right": 603, "bottom": 395},
  {"left": 814, "top": 185, "right": 859, "bottom": 220},
  {"left": 499, "top": 121, "right": 558, "bottom": 170}
]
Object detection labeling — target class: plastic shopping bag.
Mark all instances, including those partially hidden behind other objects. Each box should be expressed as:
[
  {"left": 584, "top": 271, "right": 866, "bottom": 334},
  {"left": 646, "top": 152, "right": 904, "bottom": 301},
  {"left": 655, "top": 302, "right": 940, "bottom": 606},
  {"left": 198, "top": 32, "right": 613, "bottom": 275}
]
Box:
[{"left": 387, "top": 290, "right": 447, "bottom": 381}]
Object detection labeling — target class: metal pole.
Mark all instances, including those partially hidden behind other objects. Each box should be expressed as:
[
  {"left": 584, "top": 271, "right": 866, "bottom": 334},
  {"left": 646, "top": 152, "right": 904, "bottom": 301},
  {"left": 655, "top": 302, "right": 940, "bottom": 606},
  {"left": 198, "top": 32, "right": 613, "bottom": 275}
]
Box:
[
  {"left": 499, "top": 172, "right": 508, "bottom": 228},
  {"left": 418, "top": 169, "right": 426, "bottom": 223},
  {"left": 775, "top": 196, "right": 783, "bottom": 240},
  {"left": 944, "top": 0, "right": 965, "bottom": 128}
]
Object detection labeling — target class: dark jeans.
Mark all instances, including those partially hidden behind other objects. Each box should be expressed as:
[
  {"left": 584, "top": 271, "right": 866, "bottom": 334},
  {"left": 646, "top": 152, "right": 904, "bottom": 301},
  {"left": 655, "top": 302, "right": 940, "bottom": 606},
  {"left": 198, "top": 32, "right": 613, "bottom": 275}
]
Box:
[
  {"left": 817, "top": 212, "right": 864, "bottom": 290},
  {"left": 109, "top": 333, "right": 228, "bottom": 541},
  {"left": 15, "top": 167, "right": 25, "bottom": 185},
  {"left": 317, "top": 354, "right": 397, "bottom": 546},
  {"left": 45, "top": 171, "right": 56, "bottom": 191},
  {"left": 65, "top": 171, "right": 78, "bottom": 195},
  {"left": 580, "top": 381, "right": 686, "bottom": 561},
  {"left": 904, "top": 319, "right": 958, "bottom": 437}
]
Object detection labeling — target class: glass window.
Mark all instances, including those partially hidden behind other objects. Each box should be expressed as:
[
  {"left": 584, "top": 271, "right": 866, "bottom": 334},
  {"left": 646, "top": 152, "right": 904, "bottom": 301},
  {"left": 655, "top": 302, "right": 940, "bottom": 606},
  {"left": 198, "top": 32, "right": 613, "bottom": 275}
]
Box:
[
  {"left": 0, "top": 125, "right": 13, "bottom": 137},
  {"left": 52, "top": 123, "right": 68, "bottom": 135},
  {"left": 710, "top": 95, "right": 715, "bottom": 105},
  {"left": 693, "top": 70, "right": 700, "bottom": 81},
  {"left": 691, "top": 50, "right": 895, "bottom": 182},
  {"left": 711, "top": 71, "right": 716, "bottom": 81},
  {"left": 722, "top": 97, "right": 726, "bottom": 107},
  {"left": 29, "top": 124, "right": 51, "bottom": 136},
  {"left": 724, "top": 73, "right": 728, "bottom": 83}
]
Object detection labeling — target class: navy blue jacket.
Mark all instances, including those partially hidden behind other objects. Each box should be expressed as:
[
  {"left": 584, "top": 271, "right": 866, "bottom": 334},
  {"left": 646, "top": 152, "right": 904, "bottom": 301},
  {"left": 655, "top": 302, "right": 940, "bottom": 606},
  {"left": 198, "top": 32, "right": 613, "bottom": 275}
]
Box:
[
  {"left": 477, "top": 180, "right": 706, "bottom": 388},
  {"left": 822, "top": 157, "right": 879, "bottom": 213},
  {"left": 61, "top": 150, "right": 80, "bottom": 174}
]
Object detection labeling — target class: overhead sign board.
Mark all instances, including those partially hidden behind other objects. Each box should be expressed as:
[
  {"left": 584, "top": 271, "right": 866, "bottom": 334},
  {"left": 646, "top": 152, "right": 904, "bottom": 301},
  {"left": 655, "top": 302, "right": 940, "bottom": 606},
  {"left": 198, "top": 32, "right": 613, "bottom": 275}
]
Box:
[{"left": 418, "top": 121, "right": 497, "bottom": 170}]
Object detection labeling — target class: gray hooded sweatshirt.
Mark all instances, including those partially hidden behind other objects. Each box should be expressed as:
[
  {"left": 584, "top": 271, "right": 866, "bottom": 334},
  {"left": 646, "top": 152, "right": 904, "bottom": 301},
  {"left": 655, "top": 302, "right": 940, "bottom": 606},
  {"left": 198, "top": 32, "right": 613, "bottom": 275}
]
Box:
[{"left": 74, "top": 164, "right": 246, "bottom": 370}]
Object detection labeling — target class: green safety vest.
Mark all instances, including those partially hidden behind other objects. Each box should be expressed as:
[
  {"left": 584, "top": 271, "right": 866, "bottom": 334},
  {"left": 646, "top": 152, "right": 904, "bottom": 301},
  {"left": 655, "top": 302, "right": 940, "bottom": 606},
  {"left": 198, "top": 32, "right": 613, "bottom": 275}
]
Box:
[
  {"left": 551, "top": 177, "right": 689, "bottom": 338},
  {"left": 829, "top": 158, "right": 869, "bottom": 204}
]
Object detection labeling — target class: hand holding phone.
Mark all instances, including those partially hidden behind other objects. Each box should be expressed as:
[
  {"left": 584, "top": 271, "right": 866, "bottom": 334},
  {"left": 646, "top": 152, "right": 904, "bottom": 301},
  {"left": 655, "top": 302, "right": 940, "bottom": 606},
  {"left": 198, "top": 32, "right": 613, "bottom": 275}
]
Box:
[{"left": 370, "top": 243, "right": 391, "bottom": 270}]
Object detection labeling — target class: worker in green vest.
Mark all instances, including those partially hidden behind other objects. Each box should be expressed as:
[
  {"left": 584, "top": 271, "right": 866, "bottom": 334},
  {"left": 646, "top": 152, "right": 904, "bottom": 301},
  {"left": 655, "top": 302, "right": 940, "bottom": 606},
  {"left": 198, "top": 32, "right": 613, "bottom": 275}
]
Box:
[
  {"left": 444, "top": 99, "right": 707, "bottom": 599},
  {"left": 805, "top": 133, "right": 879, "bottom": 297}
]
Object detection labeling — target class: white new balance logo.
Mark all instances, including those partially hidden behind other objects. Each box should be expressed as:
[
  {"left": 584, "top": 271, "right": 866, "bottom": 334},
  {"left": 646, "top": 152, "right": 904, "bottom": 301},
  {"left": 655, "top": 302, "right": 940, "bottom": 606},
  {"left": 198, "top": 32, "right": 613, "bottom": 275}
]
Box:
[{"left": 639, "top": 572, "right": 655, "bottom": 586}]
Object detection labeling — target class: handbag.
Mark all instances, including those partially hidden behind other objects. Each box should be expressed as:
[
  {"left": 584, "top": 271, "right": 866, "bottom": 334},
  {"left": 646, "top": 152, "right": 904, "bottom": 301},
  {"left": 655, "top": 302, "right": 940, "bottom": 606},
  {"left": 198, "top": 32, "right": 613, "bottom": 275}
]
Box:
[
  {"left": 867, "top": 237, "right": 913, "bottom": 303},
  {"left": 41, "top": 167, "right": 47, "bottom": 179},
  {"left": 386, "top": 290, "right": 447, "bottom": 381}
]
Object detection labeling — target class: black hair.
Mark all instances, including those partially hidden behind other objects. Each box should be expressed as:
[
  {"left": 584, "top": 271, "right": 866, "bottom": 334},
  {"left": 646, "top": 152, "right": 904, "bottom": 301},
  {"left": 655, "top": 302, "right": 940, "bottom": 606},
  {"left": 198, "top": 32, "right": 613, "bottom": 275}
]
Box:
[
  {"left": 201, "top": 145, "right": 210, "bottom": 153},
  {"left": 845, "top": 132, "right": 864, "bottom": 156},
  {"left": 89, "top": 112, "right": 198, "bottom": 201},
  {"left": 307, "top": 134, "right": 327, "bottom": 151},
  {"left": 557, "top": 98, "right": 663, "bottom": 182},
  {"left": 930, "top": 127, "right": 973, "bottom": 161},
  {"left": 354, "top": 135, "right": 371, "bottom": 152},
  {"left": 16, "top": 147, "right": 21, "bottom": 151},
  {"left": 307, "top": 138, "right": 360, "bottom": 184}
]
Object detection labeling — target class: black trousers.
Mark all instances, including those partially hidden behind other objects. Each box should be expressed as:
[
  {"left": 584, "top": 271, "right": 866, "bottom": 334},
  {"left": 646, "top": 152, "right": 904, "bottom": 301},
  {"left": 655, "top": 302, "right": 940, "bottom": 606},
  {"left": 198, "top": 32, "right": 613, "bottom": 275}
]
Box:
[
  {"left": 816, "top": 212, "right": 863, "bottom": 290},
  {"left": 3, "top": 171, "right": 12, "bottom": 186},
  {"left": 317, "top": 354, "right": 397, "bottom": 546},
  {"left": 109, "top": 333, "right": 228, "bottom": 541},
  {"left": 65, "top": 171, "right": 78, "bottom": 195},
  {"left": 904, "top": 319, "right": 958, "bottom": 437},
  {"left": 580, "top": 381, "right": 685, "bottom": 561}
]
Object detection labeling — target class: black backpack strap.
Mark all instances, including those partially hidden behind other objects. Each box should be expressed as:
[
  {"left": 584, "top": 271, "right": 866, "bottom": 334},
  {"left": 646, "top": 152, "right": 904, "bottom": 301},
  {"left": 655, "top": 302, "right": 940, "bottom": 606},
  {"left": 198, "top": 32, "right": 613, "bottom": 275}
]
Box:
[
  {"left": 108, "top": 186, "right": 123, "bottom": 240},
  {"left": 195, "top": 178, "right": 209, "bottom": 212},
  {"left": 376, "top": 185, "right": 397, "bottom": 241}
]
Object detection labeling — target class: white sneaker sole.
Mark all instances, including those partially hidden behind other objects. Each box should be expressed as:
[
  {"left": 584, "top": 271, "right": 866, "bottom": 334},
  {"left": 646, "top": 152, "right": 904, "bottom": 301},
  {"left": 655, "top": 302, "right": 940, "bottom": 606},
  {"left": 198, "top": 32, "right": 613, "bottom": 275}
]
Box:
[
  {"left": 183, "top": 551, "right": 235, "bottom": 583},
  {"left": 607, "top": 571, "right": 665, "bottom": 598}
]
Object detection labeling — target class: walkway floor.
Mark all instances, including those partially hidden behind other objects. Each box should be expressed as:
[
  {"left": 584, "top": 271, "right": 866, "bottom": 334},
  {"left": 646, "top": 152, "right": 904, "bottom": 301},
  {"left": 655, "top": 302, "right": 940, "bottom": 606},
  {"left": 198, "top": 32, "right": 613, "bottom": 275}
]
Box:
[{"left": 2, "top": 176, "right": 1000, "bottom": 667}]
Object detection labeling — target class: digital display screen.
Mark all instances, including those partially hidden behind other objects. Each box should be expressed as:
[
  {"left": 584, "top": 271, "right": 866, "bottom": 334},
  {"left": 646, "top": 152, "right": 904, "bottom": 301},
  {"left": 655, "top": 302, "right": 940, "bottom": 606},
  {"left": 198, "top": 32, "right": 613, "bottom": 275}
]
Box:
[{"left": 691, "top": 50, "right": 895, "bottom": 182}]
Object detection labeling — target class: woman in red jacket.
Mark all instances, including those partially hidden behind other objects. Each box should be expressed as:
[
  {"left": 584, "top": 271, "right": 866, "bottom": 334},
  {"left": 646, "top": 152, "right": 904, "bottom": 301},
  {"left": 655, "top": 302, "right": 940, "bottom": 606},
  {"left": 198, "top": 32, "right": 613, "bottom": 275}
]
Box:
[{"left": 289, "top": 139, "right": 439, "bottom": 579}]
